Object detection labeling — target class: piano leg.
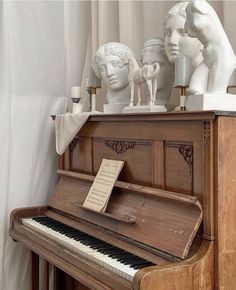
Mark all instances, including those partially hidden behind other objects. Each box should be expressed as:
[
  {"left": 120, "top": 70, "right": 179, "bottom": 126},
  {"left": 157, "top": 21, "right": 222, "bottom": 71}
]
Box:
[
  {"left": 42, "top": 260, "right": 49, "bottom": 290},
  {"left": 74, "top": 280, "right": 91, "bottom": 290},
  {"left": 29, "top": 251, "right": 39, "bottom": 290}
]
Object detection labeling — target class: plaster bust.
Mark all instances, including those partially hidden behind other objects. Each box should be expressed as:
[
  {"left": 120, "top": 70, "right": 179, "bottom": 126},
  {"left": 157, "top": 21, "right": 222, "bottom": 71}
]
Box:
[
  {"left": 185, "top": 0, "right": 236, "bottom": 93},
  {"left": 141, "top": 37, "right": 174, "bottom": 107},
  {"left": 93, "top": 42, "right": 134, "bottom": 112},
  {"left": 163, "top": 2, "right": 203, "bottom": 71}
]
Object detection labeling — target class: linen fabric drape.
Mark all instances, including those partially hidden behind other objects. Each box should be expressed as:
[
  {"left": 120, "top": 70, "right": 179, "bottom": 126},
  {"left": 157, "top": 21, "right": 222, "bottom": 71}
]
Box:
[{"left": 0, "top": 2, "right": 66, "bottom": 289}]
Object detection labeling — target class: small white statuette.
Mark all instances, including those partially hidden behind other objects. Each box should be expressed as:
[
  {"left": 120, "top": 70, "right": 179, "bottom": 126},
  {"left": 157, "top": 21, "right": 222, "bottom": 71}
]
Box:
[
  {"left": 185, "top": 0, "right": 236, "bottom": 93},
  {"left": 123, "top": 37, "right": 173, "bottom": 113},
  {"left": 128, "top": 56, "right": 145, "bottom": 107},
  {"left": 141, "top": 37, "right": 174, "bottom": 109},
  {"left": 142, "top": 63, "right": 160, "bottom": 106}
]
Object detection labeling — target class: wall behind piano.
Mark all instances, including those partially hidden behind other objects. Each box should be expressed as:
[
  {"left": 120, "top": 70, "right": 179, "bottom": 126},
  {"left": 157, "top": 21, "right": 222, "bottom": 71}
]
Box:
[{"left": 0, "top": 2, "right": 66, "bottom": 290}]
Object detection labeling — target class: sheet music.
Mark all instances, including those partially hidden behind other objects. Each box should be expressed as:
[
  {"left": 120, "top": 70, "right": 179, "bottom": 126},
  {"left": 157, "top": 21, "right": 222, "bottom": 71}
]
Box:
[{"left": 83, "top": 159, "right": 124, "bottom": 212}]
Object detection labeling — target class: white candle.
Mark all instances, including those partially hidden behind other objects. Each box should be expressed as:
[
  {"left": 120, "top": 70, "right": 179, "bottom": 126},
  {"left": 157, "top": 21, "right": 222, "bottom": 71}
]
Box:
[
  {"left": 92, "top": 93, "right": 96, "bottom": 111},
  {"left": 71, "top": 86, "right": 81, "bottom": 98},
  {"left": 174, "top": 55, "right": 192, "bottom": 87}
]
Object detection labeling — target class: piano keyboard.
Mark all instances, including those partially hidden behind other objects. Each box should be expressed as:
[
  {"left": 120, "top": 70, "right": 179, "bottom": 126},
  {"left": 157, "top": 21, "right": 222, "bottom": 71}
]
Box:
[{"left": 22, "top": 216, "right": 155, "bottom": 282}]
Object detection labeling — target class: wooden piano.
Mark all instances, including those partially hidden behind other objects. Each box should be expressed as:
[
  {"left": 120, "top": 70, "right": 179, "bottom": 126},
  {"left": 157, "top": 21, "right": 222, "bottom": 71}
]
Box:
[{"left": 10, "top": 111, "right": 236, "bottom": 290}]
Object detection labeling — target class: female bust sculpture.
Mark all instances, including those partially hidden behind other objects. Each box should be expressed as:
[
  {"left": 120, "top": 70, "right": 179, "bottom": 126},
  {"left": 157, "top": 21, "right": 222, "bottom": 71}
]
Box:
[
  {"left": 93, "top": 42, "right": 134, "bottom": 113},
  {"left": 163, "top": 2, "right": 205, "bottom": 94},
  {"left": 141, "top": 37, "right": 174, "bottom": 108}
]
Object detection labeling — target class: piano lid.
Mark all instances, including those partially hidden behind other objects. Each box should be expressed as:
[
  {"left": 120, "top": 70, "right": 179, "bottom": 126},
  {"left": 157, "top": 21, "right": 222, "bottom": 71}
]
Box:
[{"left": 48, "top": 170, "right": 202, "bottom": 260}]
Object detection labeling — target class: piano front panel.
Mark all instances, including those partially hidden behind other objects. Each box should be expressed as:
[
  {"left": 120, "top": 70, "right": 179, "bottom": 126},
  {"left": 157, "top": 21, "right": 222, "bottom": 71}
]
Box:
[
  {"left": 93, "top": 138, "right": 154, "bottom": 186},
  {"left": 165, "top": 141, "right": 193, "bottom": 195},
  {"left": 66, "top": 119, "right": 204, "bottom": 198}
]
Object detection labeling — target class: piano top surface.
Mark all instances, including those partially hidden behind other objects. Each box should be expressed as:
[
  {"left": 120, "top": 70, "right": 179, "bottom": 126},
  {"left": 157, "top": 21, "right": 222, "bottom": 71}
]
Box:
[{"left": 86, "top": 110, "right": 236, "bottom": 122}]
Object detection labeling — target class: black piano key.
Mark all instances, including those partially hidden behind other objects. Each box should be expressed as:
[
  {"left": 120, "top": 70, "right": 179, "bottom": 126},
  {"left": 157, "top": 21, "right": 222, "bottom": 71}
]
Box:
[{"left": 131, "top": 262, "right": 155, "bottom": 269}]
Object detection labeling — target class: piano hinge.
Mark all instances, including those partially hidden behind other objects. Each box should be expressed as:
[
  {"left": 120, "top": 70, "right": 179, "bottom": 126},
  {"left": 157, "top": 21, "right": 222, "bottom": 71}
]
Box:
[{"left": 201, "top": 234, "right": 215, "bottom": 241}]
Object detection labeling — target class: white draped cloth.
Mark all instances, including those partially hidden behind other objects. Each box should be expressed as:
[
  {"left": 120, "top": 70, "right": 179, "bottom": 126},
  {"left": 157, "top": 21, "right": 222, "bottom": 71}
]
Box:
[{"left": 55, "top": 112, "right": 97, "bottom": 155}]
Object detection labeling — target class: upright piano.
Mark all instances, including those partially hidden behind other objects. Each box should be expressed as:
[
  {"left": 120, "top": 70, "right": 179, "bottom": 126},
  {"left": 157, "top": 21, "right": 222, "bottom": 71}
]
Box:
[{"left": 10, "top": 111, "right": 236, "bottom": 290}]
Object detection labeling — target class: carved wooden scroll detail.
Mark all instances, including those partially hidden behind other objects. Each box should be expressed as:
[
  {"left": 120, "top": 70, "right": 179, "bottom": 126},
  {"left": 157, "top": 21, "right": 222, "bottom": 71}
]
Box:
[
  {"left": 69, "top": 137, "right": 80, "bottom": 167},
  {"left": 178, "top": 145, "right": 193, "bottom": 180},
  {"left": 167, "top": 143, "right": 194, "bottom": 191},
  {"left": 105, "top": 140, "right": 136, "bottom": 154},
  {"left": 204, "top": 122, "right": 210, "bottom": 146},
  {"left": 69, "top": 137, "right": 80, "bottom": 152}
]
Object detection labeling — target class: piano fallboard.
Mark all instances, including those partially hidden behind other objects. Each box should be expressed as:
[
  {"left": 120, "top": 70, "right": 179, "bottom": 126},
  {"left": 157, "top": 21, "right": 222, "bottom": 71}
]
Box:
[{"left": 48, "top": 170, "right": 202, "bottom": 260}]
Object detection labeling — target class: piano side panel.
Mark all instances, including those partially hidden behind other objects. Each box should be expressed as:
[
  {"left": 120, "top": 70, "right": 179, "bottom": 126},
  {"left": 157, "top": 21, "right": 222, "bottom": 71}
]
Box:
[
  {"left": 216, "top": 116, "right": 236, "bottom": 289},
  {"left": 134, "top": 240, "right": 214, "bottom": 290}
]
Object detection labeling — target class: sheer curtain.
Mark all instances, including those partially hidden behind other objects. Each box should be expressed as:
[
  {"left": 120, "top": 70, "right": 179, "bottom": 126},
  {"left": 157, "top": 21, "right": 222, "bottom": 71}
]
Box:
[{"left": 0, "top": 2, "right": 66, "bottom": 289}]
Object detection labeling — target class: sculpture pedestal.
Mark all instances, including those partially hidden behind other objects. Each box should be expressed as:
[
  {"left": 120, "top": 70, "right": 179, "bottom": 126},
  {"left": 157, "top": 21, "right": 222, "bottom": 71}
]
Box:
[
  {"left": 186, "top": 93, "right": 236, "bottom": 111},
  {"left": 123, "top": 105, "right": 167, "bottom": 113},
  {"left": 103, "top": 103, "right": 128, "bottom": 114}
]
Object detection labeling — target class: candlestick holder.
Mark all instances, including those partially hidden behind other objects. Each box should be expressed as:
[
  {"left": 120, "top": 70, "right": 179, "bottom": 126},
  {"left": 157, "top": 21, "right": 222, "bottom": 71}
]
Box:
[
  {"left": 179, "top": 86, "right": 188, "bottom": 111},
  {"left": 174, "top": 55, "right": 192, "bottom": 112},
  {"left": 86, "top": 67, "right": 101, "bottom": 112},
  {"left": 71, "top": 97, "right": 82, "bottom": 114},
  {"left": 86, "top": 87, "right": 98, "bottom": 112}
]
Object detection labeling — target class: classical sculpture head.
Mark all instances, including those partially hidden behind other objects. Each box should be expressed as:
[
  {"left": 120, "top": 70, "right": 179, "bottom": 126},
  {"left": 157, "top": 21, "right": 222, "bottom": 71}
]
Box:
[
  {"left": 141, "top": 37, "right": 174, "bottom": 106},
  {"left": 163, "top": 2, "right": 203, "bottom": 70},
  {"left": 93, "top": 42, "right": 134, "bottom": 110}
]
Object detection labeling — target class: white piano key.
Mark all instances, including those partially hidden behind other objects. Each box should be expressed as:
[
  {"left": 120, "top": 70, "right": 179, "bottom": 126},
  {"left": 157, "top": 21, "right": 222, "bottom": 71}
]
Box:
[{"left": 22, "top": 218, "right": 141, "bottom": 282}]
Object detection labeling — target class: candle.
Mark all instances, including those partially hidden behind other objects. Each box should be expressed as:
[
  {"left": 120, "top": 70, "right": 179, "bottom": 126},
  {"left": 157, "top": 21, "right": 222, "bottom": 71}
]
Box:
[
  {"left": 71, "top": 86, "right": 81, "bottom": 98},
  {"left": 174, "top": 55, "right": 192, "bottom": 87}
]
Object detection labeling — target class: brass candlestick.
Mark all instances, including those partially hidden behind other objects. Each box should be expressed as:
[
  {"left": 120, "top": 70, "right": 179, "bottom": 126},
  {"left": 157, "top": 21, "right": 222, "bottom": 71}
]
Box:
[
  {"left": 86, "top": 86, "right": 98, "bottom": 111},
  {"left": 86, "top": 68, "right": 101, "bottom": 111},
  {"left": 180, "top": 86, "right": 187, "bottom": 111}
]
